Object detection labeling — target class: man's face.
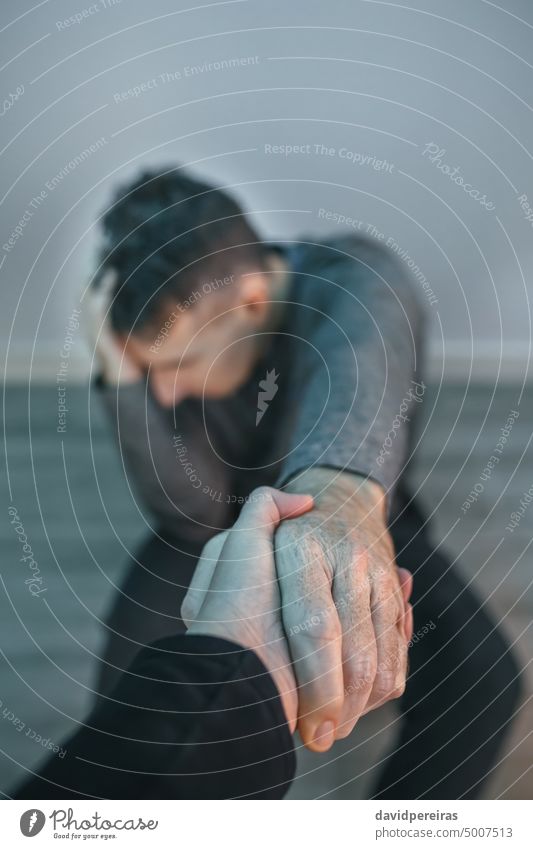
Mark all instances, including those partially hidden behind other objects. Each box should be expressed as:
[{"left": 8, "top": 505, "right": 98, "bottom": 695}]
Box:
[{"left": 122, "top": 271, "right": 269, "bottom": 407}]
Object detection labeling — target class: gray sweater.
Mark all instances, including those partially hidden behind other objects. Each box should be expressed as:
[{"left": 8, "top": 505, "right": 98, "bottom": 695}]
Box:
[{"left": 98, "top": 234, "right": 425, "bottom": 541}]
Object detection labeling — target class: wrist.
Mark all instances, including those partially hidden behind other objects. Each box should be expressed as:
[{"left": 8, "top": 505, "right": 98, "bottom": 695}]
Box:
[
  {"left": 186, "top": 623, "right": 296, "bottom": 716},
  {"left": 187, "top": 617, "right": 262, "bottom": 659},
  {"left": 284, "top": 467, "right": 386, "bottom": 523}
]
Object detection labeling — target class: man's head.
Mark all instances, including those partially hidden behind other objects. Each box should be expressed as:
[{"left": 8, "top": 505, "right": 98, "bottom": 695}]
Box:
[{"left": 94, "top": 166, "right": 284, "bottom": 406}]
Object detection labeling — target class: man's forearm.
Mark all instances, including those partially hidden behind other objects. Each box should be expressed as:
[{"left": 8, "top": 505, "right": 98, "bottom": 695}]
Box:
[{"left": 276, "top": 236, "right": 425, "bottom": 515}]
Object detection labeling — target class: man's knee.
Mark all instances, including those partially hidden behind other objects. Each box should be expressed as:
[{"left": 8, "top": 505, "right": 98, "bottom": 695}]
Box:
[{"left": 461, "top": 619, "right": 523, "bottom": 728}]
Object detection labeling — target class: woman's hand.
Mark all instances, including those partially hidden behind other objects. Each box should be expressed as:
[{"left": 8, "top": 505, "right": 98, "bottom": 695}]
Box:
[{"left": 181, "top": 487, "right": 314, "bottom": 732}]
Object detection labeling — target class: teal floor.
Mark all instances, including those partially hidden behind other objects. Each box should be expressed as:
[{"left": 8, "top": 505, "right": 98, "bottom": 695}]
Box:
[{"left": 1, "top": 382, "right": 531, "bottom": 798}]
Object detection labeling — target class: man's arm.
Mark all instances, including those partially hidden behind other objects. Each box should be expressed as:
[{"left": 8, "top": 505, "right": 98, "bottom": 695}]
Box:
[
  {"left": 274, "top": 236, "right": 421, "bottom": 747},
  {"left": 277, "top": 234, "right": 425, "bottom": 511}
]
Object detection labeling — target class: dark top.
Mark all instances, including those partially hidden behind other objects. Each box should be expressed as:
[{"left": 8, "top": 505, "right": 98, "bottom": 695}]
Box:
[{"left": 14, "top": 635, "right": 295, "bottom": 800}]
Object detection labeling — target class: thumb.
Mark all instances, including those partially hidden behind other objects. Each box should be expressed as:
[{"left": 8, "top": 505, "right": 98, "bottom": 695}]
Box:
[{"left": 231, "top": 487, "right": 314, "bottom": 540}]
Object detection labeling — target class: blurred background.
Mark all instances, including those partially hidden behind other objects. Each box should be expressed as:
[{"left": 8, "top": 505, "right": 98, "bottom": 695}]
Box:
[{"left": 1, "top": 0, "right": 531, "bottom": 798}]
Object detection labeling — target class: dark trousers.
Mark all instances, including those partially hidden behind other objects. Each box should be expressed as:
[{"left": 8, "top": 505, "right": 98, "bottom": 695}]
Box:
[
  {"left": 374, "top": 489, "right": 522, "bottom": 799},
  {"left": 94, "top": 489, "right": 522, "bottom": 799}
]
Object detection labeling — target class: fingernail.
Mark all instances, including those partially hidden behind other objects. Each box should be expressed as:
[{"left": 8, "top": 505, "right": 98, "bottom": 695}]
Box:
[{"left": 312, "top": 720, "right": 336, "bottom": 751}]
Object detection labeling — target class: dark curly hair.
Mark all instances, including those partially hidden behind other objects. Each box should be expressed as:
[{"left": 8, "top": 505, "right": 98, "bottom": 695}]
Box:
[{"left": 93, "top": 166, "right": 268, "bottom": 335}]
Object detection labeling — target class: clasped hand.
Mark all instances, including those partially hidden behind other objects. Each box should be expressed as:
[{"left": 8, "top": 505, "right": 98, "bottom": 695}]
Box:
[{"left": 182, "top": 483, "right": 412, "bottom": 752}]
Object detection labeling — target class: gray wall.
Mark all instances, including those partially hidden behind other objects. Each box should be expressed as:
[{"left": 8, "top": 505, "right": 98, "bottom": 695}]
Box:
[{"left": 1, "top": 0, "right": 532, "bottom": 380}]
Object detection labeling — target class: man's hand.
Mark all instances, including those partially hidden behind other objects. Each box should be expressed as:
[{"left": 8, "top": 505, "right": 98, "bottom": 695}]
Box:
[
  {"left": 275, "top": 467, "right": 412, "bottom": 752},
  {"left": 84, "top": 274, "right": 142, "bottom": 386},
  {"left": 181, "top": 487, "right": 314, "bottom": 733}
]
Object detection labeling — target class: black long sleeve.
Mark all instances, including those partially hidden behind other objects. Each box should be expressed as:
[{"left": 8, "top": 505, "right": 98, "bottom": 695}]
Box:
[{"left": 14, "top": 635, "right": 295, "bottom": 800}]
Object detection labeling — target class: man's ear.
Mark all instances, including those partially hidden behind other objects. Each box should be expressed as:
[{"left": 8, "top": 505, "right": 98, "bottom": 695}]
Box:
[
  {"left": 238, "top": 271, "right": 271, "bottom": 323},
  {"left": 114, "top": 331, "right": 129, "bottom": 353}
]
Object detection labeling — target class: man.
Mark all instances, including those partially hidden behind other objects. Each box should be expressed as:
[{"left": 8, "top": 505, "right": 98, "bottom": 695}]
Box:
[
  {"left": 89, "top": 165, "right": 521, "bottom": 795},
  {"left": 14, "top": 488, "right": 413, "bottom": 799}
]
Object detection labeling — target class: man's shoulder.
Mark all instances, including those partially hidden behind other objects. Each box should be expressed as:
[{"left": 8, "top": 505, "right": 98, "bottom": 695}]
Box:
[{"left": 272, "top": 233, "right": 397, "bottom": 277}]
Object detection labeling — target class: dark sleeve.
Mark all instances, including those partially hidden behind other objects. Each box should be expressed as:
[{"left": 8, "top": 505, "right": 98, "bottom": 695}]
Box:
[
  {"left": 95, "top": 377, "right": 232, "bottom": 540},
  {"left": 277, "top": 235, "right": 426, "bottom": 514},
  {"left": 14, "top": 635, "right": 295, "bottom": 800}
]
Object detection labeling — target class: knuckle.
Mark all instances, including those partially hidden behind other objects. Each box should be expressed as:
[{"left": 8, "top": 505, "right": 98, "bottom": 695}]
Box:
[
  {"left": 392, "top": 681, "right": 406, "bottom": 699},
  {"left": 371, "top": 580, "right": 397, "bottom": 608},
  {"left": 373, "top": 664, "right": 399, "bottom": 699},
  {"left": 317, "top": 617, "right": 343, "bottom": 644},
  {"left": 250, "top": 485, "right": 274, "bottom": 503},
  {"left": 382, "top": 576, "right": 399, "bottom": 598},
  {"left": 312, "top": 617, "right": 342, "bottom": 646},
  {"left": 285, "top": 604, "right": 341, "bottom": 644},
  {"left": 346, "top": 657, "right": 377, "bottom": 695}
]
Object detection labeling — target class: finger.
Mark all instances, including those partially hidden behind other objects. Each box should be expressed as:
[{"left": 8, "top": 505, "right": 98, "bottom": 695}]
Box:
[
  {"left": 206, "top": 488, "right": 313, "bottom": 592},
  {"left": 365, "top": 572, "right": 406, "bottom": 711},
  {"left": 278, "top": 537, "right": 344, "bottom": 752},
  {"left": 397, "top": 567, "right": 413, "bottom": 605},
  {"left": 333, "top": 550, "right": 377, "bottom": 739},
  {"left": 363, "top": 583, "right": 411, "bottom": 716},
  {"left": 360, "top": 626, "right": 411, "bottom": 717},
  {"left": 404, "top": 602, "right": 414, "bottom": 643},
  {"left": 363, "top": 645, "right": 408, "bottom": 715},
  {"left": 230, "top": 487, "right": 314, "bottom": 538},
  {"left": 191, "top": 489, "right": 314, "bottom": 608},
  {"left": 397, "top": 568, "right": 413, "bottom": 643},
  {"left": 181, "top": 531, "right": 228, "bottom": 626}
]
